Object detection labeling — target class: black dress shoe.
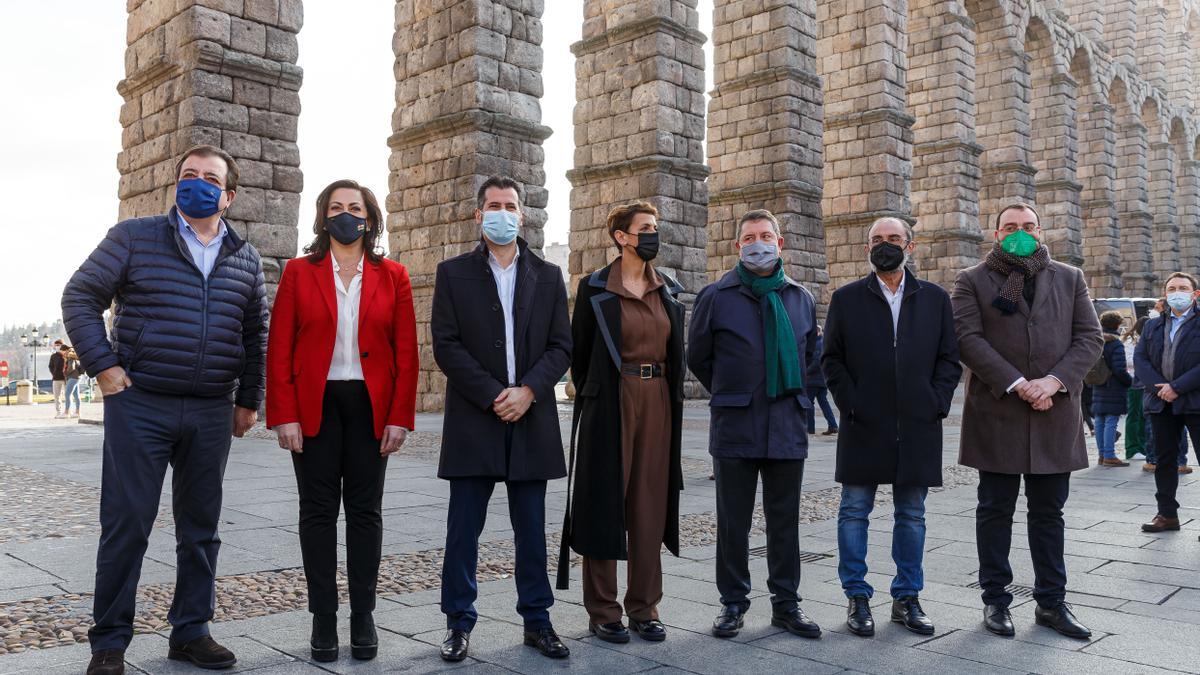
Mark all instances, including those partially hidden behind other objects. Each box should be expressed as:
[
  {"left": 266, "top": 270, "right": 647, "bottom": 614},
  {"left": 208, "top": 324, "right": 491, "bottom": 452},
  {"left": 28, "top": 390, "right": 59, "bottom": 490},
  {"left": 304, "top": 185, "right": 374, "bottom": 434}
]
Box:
[
  {"left": 350, "top": 612, "right": 378, "bottom": 660},
  {"left": 771, "top": 606, "right": 821, "bottom": 639},
  {"left": 1034, "top": 602, "right": 1092, "bottom": 639},
  {"left": 891, "top": 596, "right": 934, "bottom": 635},
  {"left": 523, "top": 627, "right": 570, "bottom": 658},
  {"left": 310, "top": 613, "right": 338, "bottom": 662},
  {"left": 440, "top": 629, "right": 470, "bottom": 662},
  {"left": 589, "top": 621, "right": 630, "bottom": 644},
  {"left": 983, "top": 604, "right": 1014, "bottom": 636},
  {"left": 846, "top": 595, "right": 875, "bottom": 637},
  {"left": 87, "top": 649, "right": 125, "bottom": 675},
  {"left": 167, "top": 636, "right": 237, "bottom": 669},
  {"left": 711, "top": 605, "right": 745, "bottom": 638},
  {"left": 630, "top": 618, "right": 667, "bottom": 642}
]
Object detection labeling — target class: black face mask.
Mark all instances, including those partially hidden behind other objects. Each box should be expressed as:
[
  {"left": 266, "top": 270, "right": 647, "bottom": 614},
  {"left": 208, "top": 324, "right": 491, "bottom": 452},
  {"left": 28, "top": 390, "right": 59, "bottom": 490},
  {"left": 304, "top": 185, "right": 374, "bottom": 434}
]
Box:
[
  {"left": 326, "top": 212, "right": 368, "bottom": 245},
  {"left": 869, "top": 241, "right": 906, "bottom": 272},
  {"left": 625, "top": 231, "right": 660, "bottom": 262}
]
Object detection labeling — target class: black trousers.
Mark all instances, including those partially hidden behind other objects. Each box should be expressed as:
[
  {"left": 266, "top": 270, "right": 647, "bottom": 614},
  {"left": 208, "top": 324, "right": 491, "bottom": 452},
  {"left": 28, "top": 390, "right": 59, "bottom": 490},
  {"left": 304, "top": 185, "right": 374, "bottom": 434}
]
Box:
[
  {"left": 1149, "top": 412, "right": 1200, "bottom": 519},
  {"left": 714, "top": 457, "right": 804, "bottom": 612},
  {"left": 292, "top": 381, "right": 387, "bottom": 615},
  {"left": 976, "top": 471, "right": 1070, "bottom": 609}
]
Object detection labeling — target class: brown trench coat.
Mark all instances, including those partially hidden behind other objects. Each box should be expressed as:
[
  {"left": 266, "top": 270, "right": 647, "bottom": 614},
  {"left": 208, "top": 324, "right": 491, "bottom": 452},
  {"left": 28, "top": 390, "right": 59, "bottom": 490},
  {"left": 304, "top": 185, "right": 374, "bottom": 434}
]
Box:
[{"left": 951, "top": 259, "right": 1103, "bottom": 475}]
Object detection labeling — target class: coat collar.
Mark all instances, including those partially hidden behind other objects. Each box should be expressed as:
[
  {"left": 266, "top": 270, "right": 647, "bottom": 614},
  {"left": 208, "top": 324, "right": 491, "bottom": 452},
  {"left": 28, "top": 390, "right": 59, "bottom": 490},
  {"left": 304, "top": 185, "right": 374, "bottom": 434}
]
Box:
[
  {"left": 863, "top": 267, "right": 922, "bottom": 299},
  {"left": 984, "top": 260, "right": 1055, "bottom": 317}
]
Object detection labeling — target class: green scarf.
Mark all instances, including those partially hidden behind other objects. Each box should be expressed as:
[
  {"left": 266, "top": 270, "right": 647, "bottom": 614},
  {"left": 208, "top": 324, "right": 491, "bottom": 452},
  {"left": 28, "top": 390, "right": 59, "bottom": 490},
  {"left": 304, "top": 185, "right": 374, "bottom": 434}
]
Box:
[{"left": 736, "top": 262, "right": 804, "bottom": 399}]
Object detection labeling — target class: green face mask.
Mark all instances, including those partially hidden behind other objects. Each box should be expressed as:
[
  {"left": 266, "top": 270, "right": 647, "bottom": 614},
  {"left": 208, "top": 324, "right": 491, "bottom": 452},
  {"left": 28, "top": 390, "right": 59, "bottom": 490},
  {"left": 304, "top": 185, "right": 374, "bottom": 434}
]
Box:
[{"left": 1000, "top": 229, "right": 1039, "bottom": 257}]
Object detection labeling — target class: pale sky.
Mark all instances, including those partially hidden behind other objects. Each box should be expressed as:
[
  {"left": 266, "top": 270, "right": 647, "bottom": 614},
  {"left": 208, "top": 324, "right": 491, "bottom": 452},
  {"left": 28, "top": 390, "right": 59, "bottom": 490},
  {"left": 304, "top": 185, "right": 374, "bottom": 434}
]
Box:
[{"left": 0, "top": 2, "right": 712, "bottom": 327}]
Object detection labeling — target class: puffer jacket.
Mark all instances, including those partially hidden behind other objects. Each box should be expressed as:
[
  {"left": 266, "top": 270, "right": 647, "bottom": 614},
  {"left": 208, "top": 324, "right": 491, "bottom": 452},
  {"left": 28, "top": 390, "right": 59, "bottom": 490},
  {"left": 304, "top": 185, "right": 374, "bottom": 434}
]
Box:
[
  {"left": 62, "top": 208, "right": 268, "bottom": 408},
  {"left": 1091, "top": 331, "right": 1132, "bottom": 415}
]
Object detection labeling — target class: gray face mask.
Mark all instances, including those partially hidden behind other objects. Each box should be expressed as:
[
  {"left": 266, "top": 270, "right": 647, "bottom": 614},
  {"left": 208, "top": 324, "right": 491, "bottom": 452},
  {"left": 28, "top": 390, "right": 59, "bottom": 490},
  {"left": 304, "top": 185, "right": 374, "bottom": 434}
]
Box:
[{"left": 740, "top": 240, "right": 780, "bottom": 274}]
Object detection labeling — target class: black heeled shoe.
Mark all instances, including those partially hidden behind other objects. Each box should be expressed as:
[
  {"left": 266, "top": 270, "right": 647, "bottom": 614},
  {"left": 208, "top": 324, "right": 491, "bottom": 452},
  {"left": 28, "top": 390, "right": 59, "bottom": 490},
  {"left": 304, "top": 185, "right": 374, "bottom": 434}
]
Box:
[
  {"left": 310, "top": 613, "right": 338, "bottom": 662},
  {"left": 350, "top": 612, "right": 378, "bottom": 660}
]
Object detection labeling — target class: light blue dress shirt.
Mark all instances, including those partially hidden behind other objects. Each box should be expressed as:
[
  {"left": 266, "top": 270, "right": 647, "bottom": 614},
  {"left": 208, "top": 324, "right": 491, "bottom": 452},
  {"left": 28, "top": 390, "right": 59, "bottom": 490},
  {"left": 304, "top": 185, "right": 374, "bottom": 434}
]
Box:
[
  {"left": 1169, "top": 307, "right": 1193, "bottom": 343},
  {"left": 177, "top": 213, "right": 228, "bottom": 279}
]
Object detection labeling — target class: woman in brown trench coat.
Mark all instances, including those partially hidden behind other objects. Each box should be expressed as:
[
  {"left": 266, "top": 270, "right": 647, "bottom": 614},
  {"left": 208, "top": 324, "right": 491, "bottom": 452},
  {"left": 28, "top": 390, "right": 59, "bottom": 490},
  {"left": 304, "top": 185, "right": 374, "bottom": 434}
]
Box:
[{"left": 557, "top": 202, "right": 685, "bottom": 644}]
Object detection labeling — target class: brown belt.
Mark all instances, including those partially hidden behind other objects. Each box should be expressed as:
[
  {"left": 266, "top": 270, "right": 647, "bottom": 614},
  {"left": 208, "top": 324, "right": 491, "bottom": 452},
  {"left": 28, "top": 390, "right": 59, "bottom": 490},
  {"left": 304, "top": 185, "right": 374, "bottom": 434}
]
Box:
[{"left": 620, "top": 362, "right": 664, "bottom": 379}]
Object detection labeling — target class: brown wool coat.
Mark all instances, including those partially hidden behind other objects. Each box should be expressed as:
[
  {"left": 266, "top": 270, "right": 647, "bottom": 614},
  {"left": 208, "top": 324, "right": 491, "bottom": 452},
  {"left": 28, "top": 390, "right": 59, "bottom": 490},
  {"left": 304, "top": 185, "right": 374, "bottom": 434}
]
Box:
[{"left": 951, "top": 259, "right": 1103, "bottom": 475}]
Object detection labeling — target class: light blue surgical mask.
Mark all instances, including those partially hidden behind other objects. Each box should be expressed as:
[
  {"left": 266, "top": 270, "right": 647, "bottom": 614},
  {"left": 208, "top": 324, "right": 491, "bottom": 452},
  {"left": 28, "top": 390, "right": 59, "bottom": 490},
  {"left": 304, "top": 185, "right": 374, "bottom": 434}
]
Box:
[
  {"left": 1167, "top": 291, "right": 1195, "bottom": 313},
  {"left": 740, "top": 240, "right": 780, "bottom": 274},
  {"left": 481, "top": 210, "right": 519, "bottom": 246}
]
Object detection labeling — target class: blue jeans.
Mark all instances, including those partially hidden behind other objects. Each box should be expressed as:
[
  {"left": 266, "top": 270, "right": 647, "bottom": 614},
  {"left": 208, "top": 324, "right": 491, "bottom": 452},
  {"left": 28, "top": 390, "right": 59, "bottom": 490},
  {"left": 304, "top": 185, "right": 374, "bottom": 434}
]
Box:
[
  {"left": 837, "top": 484, "right": 928, "bottom": 599},
  {"left": 1095, "top": 414, "right": 1121, "bottom": 459},
  {"left": 806, "top": 387, "right": 838, "bottom": 434},
  {"left": 1145, "top": 420, "right": 1189, "bottom": 465},
  {"left": 63, "top": 378, "right": 81, "bottom": 413}
]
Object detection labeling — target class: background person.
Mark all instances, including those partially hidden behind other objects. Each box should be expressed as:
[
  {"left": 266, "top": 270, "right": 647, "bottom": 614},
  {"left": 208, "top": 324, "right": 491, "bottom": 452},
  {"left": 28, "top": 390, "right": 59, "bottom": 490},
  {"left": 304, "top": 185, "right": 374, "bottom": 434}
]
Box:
[
  {"left": 62, "top": 346, "right": 84, "bottom": 418},
  {"left": 1090, "top": 311, "right": 1133, "bottom": 467}
]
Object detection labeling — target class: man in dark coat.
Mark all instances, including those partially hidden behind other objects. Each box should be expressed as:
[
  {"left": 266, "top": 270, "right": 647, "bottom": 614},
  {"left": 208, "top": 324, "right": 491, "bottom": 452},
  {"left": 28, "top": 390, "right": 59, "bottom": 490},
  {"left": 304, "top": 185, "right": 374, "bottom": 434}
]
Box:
[
  {"left": 49, "top": 339, "right": 66, "bottom": 416},
  {"left": 63, "top": 145, "right": 268, "bottom": 675},
  {"left": 952, "top": 203, "right": 1102, "bottom": 640},
  {"left": 688, "top": 209, "right": 821, "bottom": 640},
  {"left": 431, "top": 176, "right": 572, "bottom": 662},
  {"left": 1133, "top": 272, "right": 1200, "bottom": 533},
  {"left": 822, "top": 217, "right": 961, "bottom": 638}
]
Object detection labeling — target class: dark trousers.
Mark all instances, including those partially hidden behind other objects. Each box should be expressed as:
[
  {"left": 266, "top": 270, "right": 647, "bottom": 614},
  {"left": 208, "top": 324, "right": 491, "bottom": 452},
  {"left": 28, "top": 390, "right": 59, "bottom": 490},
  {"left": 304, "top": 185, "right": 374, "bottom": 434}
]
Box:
[
  {"left": 90, "top": 386, "right": 233, "bottom": 652},
  {"left": 1149, "top": 413, "right": 1200, "bottom": 519},
  {"left": 1080, "top": 385, "right": 1094, "bottom": 431},
  {"left": 441, "top": 477, "right": 553, "bottom": 631},
  {"left": 1145, "top": 414, "right": 1190, "bottom": 465},
  {"left": 292, "top": 381, "right": 387, "bottom": 615},
  {"left": 714, "top": 457, "right": 804, "bottom": 613},
  {"left": 976, "top": 471, "right": 1070, "bottom": 609}
]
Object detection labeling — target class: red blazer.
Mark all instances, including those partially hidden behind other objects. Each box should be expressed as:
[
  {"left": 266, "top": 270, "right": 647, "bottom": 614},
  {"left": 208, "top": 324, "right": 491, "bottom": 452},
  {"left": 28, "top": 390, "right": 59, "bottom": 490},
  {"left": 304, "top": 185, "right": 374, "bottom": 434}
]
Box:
[{"left": 266, "top": 254, "right": 418, "bottom": 438}]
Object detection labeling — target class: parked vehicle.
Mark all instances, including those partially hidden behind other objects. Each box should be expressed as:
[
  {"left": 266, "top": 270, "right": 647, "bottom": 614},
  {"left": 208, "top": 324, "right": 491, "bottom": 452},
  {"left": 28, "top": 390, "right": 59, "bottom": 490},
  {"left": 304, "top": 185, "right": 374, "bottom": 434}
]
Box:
[{"left": 1092, "top": 297, "right": 1158, "bottom": 333}]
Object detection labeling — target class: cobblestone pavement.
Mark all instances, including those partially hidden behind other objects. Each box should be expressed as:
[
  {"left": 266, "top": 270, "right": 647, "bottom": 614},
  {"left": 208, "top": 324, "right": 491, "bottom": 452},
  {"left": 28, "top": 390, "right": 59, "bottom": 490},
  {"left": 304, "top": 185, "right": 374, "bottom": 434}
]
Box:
[{"left": 0, "top": 399, "right": 1198, "bottom": 674}]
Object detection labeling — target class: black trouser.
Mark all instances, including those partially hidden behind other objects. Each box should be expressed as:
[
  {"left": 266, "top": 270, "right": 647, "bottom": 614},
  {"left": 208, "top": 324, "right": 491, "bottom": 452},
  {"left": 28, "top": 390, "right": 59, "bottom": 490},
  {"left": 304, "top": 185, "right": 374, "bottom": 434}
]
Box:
[
  {"left": 976, "top": 471, "right": 1070, "bottom": 609},
  {"left": 714, "top": 457, "right": 804, "bottom": 613},
  {"left": 1149, "top": 412, "right": 1200, "bottom": 519},
  {"left": 292, "top": 381, "right": 387, "bottom": 615}
]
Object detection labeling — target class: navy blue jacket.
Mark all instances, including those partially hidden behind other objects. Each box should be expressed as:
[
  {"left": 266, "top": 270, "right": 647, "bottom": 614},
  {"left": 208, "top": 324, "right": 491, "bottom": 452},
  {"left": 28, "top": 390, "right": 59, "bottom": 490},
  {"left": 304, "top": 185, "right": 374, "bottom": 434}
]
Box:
[
  {"left": 806, "top": 335, "right": 827, "bottom": 390},
  {"left": 1134, "top": 307, "right": 1200, "bottom": 415},
  {"left": 687, "top": 268, "right": 817, "bottom": 460},
  {"left": 62, "top": 209, "right": 268, "bottom": 408},
  {"left": 1090, "top": 332, "right": 1132, "bottom": 415},
  {"left": 822, "top": 270, "right": 962, "bottom": 487}
]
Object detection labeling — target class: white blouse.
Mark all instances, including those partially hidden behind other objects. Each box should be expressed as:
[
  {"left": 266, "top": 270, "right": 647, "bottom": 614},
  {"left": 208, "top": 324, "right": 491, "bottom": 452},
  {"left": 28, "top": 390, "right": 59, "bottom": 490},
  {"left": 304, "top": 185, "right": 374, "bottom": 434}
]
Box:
[{"left": 326, "top": 256, "right": 365, "bottom": 381}]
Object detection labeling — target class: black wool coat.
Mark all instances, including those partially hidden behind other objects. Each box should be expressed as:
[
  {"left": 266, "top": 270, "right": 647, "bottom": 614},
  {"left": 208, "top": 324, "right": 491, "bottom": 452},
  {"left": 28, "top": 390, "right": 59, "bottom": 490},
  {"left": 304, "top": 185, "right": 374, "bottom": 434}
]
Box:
[
  {"left": 431, "top": 239, "right": 571, "bottom": 481},
  {"left": 822, "top": 270, "right": 962, "bottom": 487},
  {"left": 557, "top": 263, "right": 685, "bottom": 589}
]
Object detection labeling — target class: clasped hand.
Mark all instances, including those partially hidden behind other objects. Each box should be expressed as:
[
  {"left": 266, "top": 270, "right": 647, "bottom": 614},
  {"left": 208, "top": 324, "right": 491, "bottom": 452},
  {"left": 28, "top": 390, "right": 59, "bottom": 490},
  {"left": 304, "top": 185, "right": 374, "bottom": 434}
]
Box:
[
  {"left": 493, "top": 385, "right": 534, "bottom": 422},
  {"left": 1016, "top": 376, "right": 1060, "bottom": 412},
  {"left": 1155, "top": 383, "right": 1179, "bottom": 402}
]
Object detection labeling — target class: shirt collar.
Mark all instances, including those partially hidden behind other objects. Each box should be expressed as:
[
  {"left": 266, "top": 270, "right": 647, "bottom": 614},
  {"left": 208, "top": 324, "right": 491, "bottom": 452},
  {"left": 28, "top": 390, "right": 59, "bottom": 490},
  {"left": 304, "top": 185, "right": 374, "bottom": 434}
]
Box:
[
  {"left": 1171, "top": 307, "right": 1194, "bottom": 322},
  {"left": 876, "top": 273, "right": 905, "bottom": 297},
  {"left": 488, "top": 246, "right": 520, "bottom": 271},
  {"left": 178, "top": 214, "right": 227, "bottom": 245},
  {"left": 333, "top": 256, "right": 364, "bottom": 274}
]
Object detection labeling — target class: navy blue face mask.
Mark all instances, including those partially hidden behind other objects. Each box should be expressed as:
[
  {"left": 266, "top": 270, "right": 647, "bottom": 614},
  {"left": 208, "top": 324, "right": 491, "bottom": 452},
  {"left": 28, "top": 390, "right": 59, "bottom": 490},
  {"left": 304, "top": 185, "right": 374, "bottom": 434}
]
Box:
[
  {"left": 326, "top": 212, "right": 368, "bottom": 245},
  {"left": 175, "top": 178, "right": 224, "bottom": 219}
]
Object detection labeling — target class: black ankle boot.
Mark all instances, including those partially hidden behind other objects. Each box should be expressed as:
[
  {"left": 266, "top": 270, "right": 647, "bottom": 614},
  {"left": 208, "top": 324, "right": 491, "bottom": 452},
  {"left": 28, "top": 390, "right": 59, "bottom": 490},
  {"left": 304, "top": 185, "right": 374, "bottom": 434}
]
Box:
[
  {"left": 350, "top": 612, "right": 378, "bottom": 660},
  {"left": 311, "top": 613, "right": 338, "bottom": 662}
]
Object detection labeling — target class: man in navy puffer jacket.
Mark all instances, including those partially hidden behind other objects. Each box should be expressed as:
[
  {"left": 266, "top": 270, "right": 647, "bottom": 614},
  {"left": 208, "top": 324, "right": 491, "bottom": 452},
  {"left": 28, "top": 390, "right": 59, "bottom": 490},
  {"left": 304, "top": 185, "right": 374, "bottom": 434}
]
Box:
[{"left": 63, "top": 145, "right": 268, "bottom": 675}]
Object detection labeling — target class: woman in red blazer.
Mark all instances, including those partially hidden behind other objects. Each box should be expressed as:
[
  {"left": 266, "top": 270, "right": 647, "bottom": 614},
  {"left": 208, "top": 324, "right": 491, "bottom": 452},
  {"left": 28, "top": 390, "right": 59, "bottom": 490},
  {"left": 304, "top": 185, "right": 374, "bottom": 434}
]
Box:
[{"left": 266, "top": 179, "right": 418, "bottom": 662}]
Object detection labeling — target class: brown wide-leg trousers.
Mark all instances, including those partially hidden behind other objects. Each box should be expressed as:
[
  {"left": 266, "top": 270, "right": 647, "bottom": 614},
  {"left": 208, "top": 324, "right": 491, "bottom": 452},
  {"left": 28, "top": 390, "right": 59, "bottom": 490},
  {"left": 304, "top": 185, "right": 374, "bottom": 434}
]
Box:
[{"left": 582, "top": 374, "right": 671, "bottom": 624}]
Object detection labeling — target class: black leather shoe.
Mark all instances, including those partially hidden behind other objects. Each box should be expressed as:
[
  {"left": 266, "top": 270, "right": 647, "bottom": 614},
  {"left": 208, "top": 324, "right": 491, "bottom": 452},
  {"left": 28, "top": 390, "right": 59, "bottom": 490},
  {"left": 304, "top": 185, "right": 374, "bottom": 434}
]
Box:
[
  {"left": 983, "top": 604, "right": 1014, "bottom": 636},
  {"left": 310, "top": 613, "right": 338, "bottom": 662},
  {"left": 771, "top": 607, "right": 821, "bottom": 639},
  {"left": 440, "top": 629, "right": 470, "bottom": 662},
  {"left": 1034, "top": 602, "right": 1092, "bottom": 639},
  {"left": 350, "top": 612, "right": 378, "bottom": 660},
  {"left": 846, "top": 595, "right": 875, "bottom": 637},
  {"left": 891, "top": 596, "right": 934, "bottom": 635},
  {"left": 589, "top": 621, "right": 630, "bottom": 644},
  {"left": 87, "top": 649, "right": 125, "bottom": 675},
  {"left": 630, "top": 618, "right": 667, "bottom": 642},
  {"left": 711, "top": 605, "right": 745, "bottom": 638},
  {"left": 167, "top": 636, "right": 237, "bottom": 669},
  {"left": 523, "top": 627, "right": 570, "bottom": 658}
]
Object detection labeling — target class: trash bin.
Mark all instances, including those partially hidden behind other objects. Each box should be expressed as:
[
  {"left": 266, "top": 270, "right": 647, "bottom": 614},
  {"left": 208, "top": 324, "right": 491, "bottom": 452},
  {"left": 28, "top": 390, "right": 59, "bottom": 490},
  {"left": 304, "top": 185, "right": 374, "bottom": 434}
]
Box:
[{"left": 15, "top": 380, "right": 33, "bottom": 405}]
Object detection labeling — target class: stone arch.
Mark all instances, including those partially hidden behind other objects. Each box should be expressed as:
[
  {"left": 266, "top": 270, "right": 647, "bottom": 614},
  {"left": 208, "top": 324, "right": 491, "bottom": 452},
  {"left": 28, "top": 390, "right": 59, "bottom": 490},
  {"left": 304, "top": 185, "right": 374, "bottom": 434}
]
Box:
[
  {"left": 1028, "top": 16, "right": 1083, "bottom": 265},
  {"left": 1111, "top": 77, "right": 1155, "bottom": 294},
  {"left": 1073, "top": 47, "right": 1122, "bottom": 294}
]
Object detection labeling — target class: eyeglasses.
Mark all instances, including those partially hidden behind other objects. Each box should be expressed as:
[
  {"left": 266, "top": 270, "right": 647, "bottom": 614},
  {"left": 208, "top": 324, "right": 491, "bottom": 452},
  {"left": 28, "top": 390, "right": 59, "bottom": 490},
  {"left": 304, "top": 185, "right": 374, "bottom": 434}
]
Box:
[
  {"left": 869, "top": 235, "right": 909, "bottom": 246},
  {"left": 999, "top": 222, "right": 1038, "bottom": 234}
]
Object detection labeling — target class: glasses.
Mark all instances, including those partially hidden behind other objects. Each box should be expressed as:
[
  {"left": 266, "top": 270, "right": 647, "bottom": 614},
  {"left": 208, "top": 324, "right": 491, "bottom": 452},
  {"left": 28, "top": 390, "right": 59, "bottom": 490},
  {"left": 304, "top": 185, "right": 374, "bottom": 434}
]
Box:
[
  {"left": 869, "top": 235, "right": 909, "bottom": 246},
  {"left": 999, "top": 223, "right": 1038, "bottom": 234}
]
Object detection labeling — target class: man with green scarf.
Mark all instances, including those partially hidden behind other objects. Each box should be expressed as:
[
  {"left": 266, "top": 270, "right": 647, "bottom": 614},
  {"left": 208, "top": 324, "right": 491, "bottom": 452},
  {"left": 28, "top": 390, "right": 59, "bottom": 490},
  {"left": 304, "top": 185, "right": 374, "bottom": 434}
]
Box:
[{"left": 687, "top": 209, "right": 821, "bottom": 641}]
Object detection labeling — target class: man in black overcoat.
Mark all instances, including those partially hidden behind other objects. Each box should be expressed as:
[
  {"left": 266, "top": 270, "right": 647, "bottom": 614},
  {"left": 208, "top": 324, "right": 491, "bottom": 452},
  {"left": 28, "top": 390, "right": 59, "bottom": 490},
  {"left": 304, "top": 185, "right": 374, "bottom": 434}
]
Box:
[
  {"left": 821, "top": 217, "right": 961, "bottom": 638},
  {"left": 431, "top": 176, "right": 572, "bottom": 662}
]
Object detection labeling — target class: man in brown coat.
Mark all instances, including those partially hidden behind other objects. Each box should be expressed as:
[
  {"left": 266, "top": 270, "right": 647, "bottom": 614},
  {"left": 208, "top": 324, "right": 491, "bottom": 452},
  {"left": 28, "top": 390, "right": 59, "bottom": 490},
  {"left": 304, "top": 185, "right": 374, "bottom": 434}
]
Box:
[{"left": 952, "top": 203, "right": 1102, "bottom": 640}]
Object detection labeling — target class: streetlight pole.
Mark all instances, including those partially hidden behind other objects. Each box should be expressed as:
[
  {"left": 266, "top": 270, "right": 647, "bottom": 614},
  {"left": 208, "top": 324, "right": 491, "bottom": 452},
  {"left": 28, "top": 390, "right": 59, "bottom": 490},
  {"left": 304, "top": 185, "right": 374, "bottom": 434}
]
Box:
[{"left": 19, "top": 329, "right": 48, "bottom": 397}]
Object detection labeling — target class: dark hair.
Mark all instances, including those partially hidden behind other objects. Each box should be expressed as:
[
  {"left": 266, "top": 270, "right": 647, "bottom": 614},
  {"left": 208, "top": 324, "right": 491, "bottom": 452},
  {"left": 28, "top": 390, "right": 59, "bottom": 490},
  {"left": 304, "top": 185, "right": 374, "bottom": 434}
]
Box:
[
  {"left": 304, "top": 179, "right": 384, "bottom": 264},
  {"left": 994, "top": 202, "right": 1039, "bottom": 230},
  {"left": 1134, "top": 316, "right": 1150, "bottom": 336},
  {"left": 1099, "top": 311, "right": 1123, "bottom": 331},
  {"left": 175, "top": 144, "right": 240, "bottom": 192},
  {"left": 737, "top": 209, "right": 781, "bottom": 237},
  {"left": 477, "top": 176, "right": 523, "bottom": 210},
  {"left": 58, "top": 343, "right": 71, "bottom": 352},
  {"left": 1164, "top": 271, "right": 1198, "bottom": 291},
  {"left": 606, "top": 201, "right": 659, "bottom": 248}
]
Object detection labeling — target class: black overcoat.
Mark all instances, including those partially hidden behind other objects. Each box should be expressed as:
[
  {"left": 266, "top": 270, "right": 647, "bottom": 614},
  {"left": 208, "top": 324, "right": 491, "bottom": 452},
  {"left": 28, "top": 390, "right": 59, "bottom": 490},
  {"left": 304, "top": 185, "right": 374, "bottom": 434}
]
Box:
[
  {"left": 431, "top": 239, "right": 571, "bottom": 481},
  {"left": 557, "top": 263, "right": 685, "bottom": 589},
  {"left": 822, "top": 270, "right": 962, "bottom": 487}
]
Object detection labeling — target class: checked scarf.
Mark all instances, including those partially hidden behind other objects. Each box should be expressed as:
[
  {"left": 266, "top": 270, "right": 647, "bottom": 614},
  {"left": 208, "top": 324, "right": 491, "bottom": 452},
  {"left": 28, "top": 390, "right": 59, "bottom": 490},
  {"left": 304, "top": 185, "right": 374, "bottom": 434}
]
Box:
[{"left": 983, "top": 241, "right": 1049, "bottom": 315}]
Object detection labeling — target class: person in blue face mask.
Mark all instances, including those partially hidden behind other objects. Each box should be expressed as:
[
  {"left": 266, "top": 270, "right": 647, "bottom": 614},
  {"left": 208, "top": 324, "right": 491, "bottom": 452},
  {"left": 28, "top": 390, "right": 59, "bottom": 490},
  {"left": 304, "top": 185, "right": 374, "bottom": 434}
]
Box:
[
  {"left": 63, "top": 145, "right": 268, "bottom": 675},
  {"left": 430, "top": 176, "right": 572, "bottom": 662}
]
